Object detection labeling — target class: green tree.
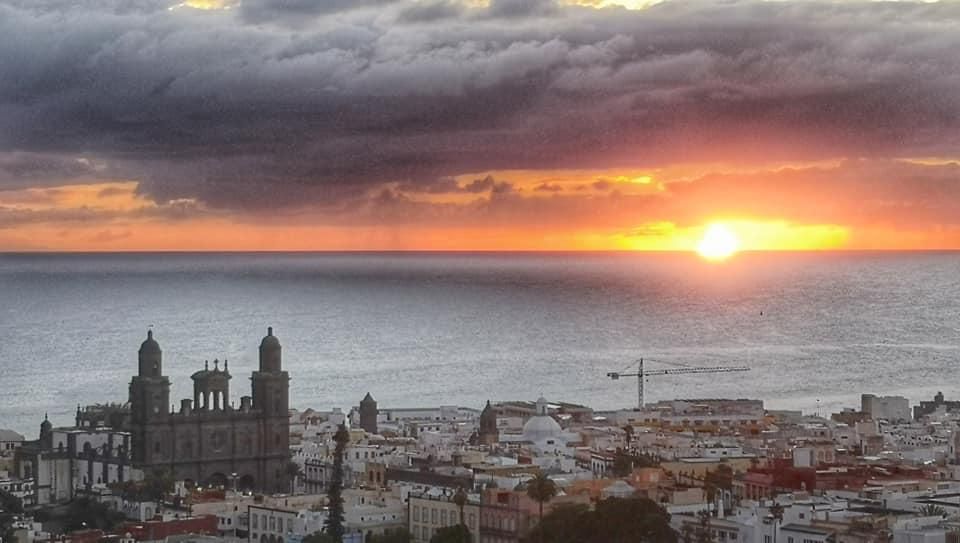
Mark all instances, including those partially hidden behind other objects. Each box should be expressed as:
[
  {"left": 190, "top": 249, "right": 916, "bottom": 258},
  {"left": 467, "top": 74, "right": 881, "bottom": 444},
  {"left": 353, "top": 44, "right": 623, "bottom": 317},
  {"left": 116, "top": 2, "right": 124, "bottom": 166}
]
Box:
[
  {"left": 520, "top": 504, "right": 592, "bottom": 543},
  {"left": 324, "top": 423, "right": 350, "bottom": 542},
  {"left": 525, "top": 473, "right": 557, "bottom": 543},
  {"left": 452, "top": 487, "right": 468, "bottom": 543},
  {"left": 593, "top": 496, "right": 677, "bottom": 543},
  {"left": 65, "top": 497, "right": 126, "bottom": 531},
  {"left": 769, "top": 502, "right": 784, "bottom": 543},
  {"left": 1, "top": 489, "right": 24, "bottom": 543},
  {"left": 704, "top": 464, "right": 733, "bottom": 511},
  {"left": 286, "top": 460, "right": 303, "bottom": 494},
  {"left": 521, "top": 498, "right": 676, "bottom": 543},
  {"left": 367, "top": 529, "right": 413, "bottom": 543},
  {"left": 429, "top": 525, "right": 471, "bottom": 543},
  {"left": 694, "top": 510, "right": 714, "bottom": 543},
  {"left": 142, "top": 468, "right": 175, "bottom": 502}
]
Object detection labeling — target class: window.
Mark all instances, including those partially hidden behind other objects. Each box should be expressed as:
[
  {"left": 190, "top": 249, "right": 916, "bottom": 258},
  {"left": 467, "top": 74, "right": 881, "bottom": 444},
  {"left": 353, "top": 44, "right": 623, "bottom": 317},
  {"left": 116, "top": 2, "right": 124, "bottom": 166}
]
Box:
[
  {"left": 764, "top": 537, "right": 771, "bottom": 543},
  {"left": 441, "top": 510, "right": 447, "bottom": 525},
  {"left": 432, "top": 509, "right": 437, "bottom": 524},
  {"left": 253, "top": 514, "right": 259, "bottom": 529},
  {"left": 413, "top": 506, "right": 419, "bottom": 522}
]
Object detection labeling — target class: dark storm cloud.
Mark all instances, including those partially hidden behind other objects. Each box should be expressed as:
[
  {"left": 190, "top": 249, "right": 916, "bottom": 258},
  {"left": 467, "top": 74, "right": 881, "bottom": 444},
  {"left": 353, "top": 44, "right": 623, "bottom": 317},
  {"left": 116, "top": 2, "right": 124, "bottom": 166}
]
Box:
[
  {"left": 0, "top": 153, "right": 106, "bottom": 189},
  {"left": 337, "top": 159, "right": 960, "bottom": 231},
  {"left": 239, "top": 0, "right": 404, "bottom": 23},
  {"left": 395, "top": 174, "right": 512, "bottom": 195},
  {"left": 1, "top": 0, "right": 960, "bottom": 212},
  {"left": 0, "top": 198, "right": 205, "bottom": 229}
]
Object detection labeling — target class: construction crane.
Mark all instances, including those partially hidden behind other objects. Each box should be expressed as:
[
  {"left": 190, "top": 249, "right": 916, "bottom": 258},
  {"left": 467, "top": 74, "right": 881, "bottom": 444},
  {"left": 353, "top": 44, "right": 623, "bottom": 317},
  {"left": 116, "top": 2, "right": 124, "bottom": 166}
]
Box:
[{"left": 606, "top": 358, "right": 750, "bottom": 409}]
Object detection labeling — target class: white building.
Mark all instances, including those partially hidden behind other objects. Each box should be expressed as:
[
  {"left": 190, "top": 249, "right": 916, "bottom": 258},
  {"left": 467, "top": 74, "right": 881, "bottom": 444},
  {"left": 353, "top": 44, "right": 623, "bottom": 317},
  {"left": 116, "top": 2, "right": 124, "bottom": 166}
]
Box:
[
  {"left": 862, "top": 394, "right": 911, "bottom": 423},
  {"left": 0, "top": 430, "right": 25, "bottom": 456},
  {"left": 499, "top": 397, "right": 580, "bottom": 455}
]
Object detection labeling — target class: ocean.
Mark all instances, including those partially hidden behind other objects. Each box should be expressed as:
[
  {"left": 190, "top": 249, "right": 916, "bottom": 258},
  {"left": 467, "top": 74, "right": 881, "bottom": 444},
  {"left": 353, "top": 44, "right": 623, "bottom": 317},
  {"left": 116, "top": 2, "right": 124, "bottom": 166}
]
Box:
[{"left": 1, "top": 251, "right": 958, "bottom": 437}]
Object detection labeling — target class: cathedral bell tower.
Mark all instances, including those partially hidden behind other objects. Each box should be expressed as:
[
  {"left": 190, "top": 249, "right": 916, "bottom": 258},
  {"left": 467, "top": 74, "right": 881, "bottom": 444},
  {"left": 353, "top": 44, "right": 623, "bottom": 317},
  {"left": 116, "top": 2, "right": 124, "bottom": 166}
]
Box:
[
  {"left": 128, "top": 330, "right": 171, "bottom": 463},
  {"left": 251, "top": 327, "right": 290, "bottom": 493},
  {"left": 252, "top": 327, "right": 290, "bottom": 438}
]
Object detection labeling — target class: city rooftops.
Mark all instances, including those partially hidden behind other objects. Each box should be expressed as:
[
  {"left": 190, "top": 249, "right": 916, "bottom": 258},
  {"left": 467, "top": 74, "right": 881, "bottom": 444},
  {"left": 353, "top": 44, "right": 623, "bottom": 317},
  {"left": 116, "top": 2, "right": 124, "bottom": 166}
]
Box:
[{"left": 779, "top": 524, "right": 834, "bottom": 536}]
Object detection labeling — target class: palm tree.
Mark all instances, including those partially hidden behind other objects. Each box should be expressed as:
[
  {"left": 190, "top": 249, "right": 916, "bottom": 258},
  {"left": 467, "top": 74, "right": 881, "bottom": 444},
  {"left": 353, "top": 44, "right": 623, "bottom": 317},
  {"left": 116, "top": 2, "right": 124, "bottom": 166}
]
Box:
[
  {"left": 286, "top": 460, "right": 303, "bottom": 494},
  {"left": 525, "top": 473, "right": 557, "bottom": 543},
  {"left": 769, "top": 501, "right": 784, "bottom": 543},
  {"left": 695, "top": 509, "right": 714, "bottom": 543},
  {"left": 453, "top": 486, "right": 468, "bottom": 543},
  {"left": 324, "top": 423, "right": 350, "bottom": 542}
]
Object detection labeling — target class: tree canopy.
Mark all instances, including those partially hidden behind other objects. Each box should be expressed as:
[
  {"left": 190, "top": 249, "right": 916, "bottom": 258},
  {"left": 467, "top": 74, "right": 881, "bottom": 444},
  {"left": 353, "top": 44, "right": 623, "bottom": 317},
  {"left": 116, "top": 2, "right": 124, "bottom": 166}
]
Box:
[
  {"left": 1, "top": 489, "right": 24, "bottom": 543},
  {"left": 429, "top": 524, "right": 471, "bottom": 543},
  {"left": 64, "top": 497, "right": 127, "bottom": 531},
  {"left": 323, "top": 423, "right": 350, "bottom": 542},
  {"left": 367, "top": 529, "right": 413, "bottom": 543},
  {"left": 522, "top": 497, "right": 676, "bottom": 543}
]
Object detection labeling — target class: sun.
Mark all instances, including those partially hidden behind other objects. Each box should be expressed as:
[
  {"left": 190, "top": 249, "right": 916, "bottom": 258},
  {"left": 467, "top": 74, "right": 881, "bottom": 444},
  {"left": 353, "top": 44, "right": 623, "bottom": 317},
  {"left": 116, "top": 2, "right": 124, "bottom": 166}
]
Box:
[{"left": 696, "top": 223, "right": 740, "bottom": 261}]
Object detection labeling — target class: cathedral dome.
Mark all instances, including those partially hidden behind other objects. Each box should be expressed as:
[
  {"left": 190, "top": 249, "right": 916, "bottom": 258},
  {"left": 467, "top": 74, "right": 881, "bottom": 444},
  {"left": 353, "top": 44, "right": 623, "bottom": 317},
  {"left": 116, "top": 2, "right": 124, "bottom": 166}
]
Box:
[
  {"left": 522, "top": 414, "right": 562, "bottom": 443},
  {"left": 522, "top": 397, "right": 562, "bottom": 443},
  {"left": 139, "top": 330, "right": 161, "bottom": 353},
  {"left": 260, "top": 327, "right": 281, "bottom": 349}
]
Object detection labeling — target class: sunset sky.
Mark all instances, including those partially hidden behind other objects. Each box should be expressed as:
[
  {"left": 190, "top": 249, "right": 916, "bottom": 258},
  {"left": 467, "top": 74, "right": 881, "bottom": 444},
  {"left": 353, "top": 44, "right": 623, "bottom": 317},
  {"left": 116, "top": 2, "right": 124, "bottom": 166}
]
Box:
[{"left": 1, "top": 0, "right": 959, "bottom": 251}]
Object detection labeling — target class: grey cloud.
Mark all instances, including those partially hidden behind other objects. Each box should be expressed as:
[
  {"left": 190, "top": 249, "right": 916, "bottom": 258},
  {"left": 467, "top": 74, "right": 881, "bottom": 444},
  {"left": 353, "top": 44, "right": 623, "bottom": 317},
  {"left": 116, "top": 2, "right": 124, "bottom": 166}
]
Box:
[
  {"left": 238, "top": 0, "right": 402, "bottom": 23},
  {"left": 0, "top": 1, "right": 959, "bottom": 212},
  {"left": 487, "top": 0, "right": 558, "bottom": 18},
  {"left": 397, "top": 0, "right": 464, "bottom": 23},
  {"left": 0, "top": 153, "right": 107, "bottom": 189},
  {"left": 0, "top": 198, "right": 207, "bottom": 229}
]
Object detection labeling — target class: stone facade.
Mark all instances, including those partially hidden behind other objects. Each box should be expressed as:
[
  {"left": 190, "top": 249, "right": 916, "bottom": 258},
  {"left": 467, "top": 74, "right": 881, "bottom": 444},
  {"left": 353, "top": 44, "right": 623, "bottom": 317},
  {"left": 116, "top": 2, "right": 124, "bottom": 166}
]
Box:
[{"left": 127, "top": 328, "right": 291, "bottom": 494}]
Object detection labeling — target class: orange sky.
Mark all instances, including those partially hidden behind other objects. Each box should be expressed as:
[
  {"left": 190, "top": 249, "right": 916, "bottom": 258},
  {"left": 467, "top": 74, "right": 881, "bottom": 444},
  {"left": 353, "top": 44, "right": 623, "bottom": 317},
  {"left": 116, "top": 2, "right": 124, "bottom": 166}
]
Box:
[{"left": 3, "top": 159, "right": 959, "bottom": 252}]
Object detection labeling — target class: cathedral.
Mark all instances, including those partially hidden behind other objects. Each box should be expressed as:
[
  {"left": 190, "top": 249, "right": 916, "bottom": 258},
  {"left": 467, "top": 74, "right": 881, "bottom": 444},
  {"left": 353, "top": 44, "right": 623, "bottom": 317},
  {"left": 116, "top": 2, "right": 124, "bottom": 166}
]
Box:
[{"left": 128, "top": 327, "right": 291, "bottom": 493}]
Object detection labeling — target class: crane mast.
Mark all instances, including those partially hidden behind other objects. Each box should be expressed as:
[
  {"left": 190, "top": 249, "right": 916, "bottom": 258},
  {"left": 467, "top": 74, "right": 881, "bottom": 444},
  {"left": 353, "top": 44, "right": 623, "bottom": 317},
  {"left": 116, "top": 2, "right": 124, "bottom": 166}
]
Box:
[{"left": 606, "top": 358, "right": 750, "bottom": 409}]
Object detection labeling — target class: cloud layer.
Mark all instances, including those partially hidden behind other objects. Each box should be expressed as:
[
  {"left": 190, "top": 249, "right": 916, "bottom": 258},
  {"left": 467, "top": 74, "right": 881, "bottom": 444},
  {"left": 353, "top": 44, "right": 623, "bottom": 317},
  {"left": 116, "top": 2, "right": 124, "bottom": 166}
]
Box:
[{"left": 1, "top": 0, "right": 959, "bottom": 248}]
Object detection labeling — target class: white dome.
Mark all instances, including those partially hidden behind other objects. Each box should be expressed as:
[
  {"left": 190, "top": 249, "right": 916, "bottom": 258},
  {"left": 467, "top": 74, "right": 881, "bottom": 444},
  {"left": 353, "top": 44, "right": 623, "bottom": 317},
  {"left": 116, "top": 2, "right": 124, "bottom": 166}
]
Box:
[{"left": 523, "top": 414, "right": 562, "bottom": 443}]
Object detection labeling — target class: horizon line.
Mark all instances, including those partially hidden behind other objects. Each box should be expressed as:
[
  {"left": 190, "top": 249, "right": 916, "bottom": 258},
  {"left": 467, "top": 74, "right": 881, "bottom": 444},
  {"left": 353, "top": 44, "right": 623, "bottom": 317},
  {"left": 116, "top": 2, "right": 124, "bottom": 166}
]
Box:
[{"left": 3, "top": 248, "right": 960, "bottom": 256}]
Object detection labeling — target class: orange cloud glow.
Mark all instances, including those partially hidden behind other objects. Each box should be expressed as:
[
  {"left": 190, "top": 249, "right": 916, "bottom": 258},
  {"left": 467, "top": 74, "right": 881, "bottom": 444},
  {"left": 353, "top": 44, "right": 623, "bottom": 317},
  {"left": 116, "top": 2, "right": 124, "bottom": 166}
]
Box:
[{"left": 0, "top": 165, "right": 939, "bottom": 253}]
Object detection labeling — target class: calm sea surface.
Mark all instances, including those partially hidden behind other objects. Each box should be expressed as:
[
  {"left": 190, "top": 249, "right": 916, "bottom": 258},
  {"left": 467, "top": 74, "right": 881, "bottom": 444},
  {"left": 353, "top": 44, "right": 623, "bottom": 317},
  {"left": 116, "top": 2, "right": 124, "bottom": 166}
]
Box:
[{"left": 1, "top": 252, "right": 958, "bottom": 436}]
